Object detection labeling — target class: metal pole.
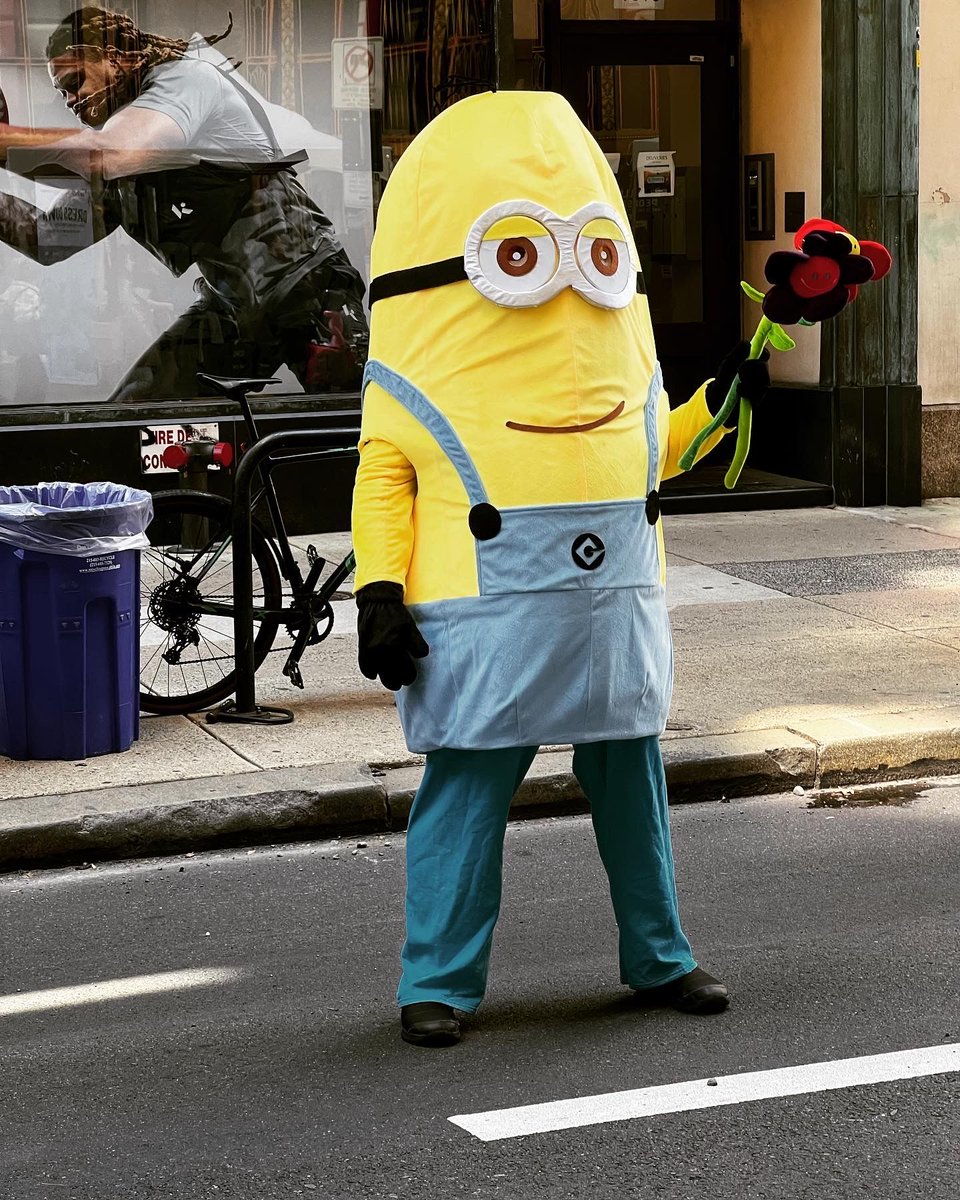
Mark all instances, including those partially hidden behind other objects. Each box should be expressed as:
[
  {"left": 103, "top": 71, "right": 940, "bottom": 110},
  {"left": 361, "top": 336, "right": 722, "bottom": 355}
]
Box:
[{"left": 231, "top": 451, "right": 257, "bottom": 715}]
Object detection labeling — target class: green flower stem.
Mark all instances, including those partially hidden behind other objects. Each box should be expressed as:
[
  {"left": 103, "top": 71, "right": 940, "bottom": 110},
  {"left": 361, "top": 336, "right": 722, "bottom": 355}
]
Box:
[
  {"left": 678, "top": 316, "right": 774, "bottom": 474},
  {"left": 723, "top": 317, "right": 773, "bottom": 489},
  {"left": 724, "top": 398, "right": 754, "bottom": 489},
  {"left": 676, "top": 378, "right": 739, "bottom": 473}
]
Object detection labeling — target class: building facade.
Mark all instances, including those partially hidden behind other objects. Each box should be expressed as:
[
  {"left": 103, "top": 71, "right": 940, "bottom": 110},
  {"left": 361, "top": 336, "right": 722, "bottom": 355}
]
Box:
[{"left": 0, "top": 0, "right": 940, "bottom": 518}]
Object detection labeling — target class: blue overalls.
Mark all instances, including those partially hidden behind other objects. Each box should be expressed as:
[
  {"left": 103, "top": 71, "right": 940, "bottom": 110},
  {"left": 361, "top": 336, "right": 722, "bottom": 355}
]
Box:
[{"left": 363, "top": 361, "right": 697, "bottom": 1010}]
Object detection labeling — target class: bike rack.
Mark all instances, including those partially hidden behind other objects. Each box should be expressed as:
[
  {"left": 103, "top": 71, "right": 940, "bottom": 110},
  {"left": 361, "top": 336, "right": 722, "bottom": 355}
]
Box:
[{"left": 206, "top": 425, "right": 360, "bottom": 726}]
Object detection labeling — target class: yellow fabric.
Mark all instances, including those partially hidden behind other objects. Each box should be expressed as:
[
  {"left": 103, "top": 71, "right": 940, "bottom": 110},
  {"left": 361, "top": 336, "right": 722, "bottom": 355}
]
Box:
[{"left": 352, "top": 90, "right": 729, "bottom": 603}]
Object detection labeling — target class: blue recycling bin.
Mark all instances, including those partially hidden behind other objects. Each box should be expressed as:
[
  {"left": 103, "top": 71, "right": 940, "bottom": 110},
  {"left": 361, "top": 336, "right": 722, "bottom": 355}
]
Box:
[{"left": 0, "top": 483, "right": 153, "bottom": 761}]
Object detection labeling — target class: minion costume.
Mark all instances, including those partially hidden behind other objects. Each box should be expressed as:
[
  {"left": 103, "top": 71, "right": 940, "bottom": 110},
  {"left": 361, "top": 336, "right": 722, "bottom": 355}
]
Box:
[{"left": 352, "top": 91, "right": 767, "bottom": 1047}]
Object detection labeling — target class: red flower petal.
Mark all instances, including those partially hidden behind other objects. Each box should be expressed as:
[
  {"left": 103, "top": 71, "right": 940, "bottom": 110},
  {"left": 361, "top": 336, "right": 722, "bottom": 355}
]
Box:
[
  {"left": 846, "top": 284, "right": 859, "bottom": 302},
  {"left": 858, "top": 240, "right": 893, "bottom": 281}
]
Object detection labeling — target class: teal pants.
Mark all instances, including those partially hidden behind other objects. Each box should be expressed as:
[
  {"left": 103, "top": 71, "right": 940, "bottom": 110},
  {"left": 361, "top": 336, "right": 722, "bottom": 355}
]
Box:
[{"left": 397, "top": 736, "right": 697, "bottom": 1011}]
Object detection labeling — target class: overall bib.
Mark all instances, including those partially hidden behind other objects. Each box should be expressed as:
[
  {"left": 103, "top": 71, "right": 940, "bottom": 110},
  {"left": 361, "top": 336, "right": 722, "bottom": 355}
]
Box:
[{"left": 362, "top": 362, "right": 697, "bottom": 1010}]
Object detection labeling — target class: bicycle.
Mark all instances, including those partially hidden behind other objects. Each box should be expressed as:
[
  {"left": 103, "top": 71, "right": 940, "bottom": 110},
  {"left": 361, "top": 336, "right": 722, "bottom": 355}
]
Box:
[{"left": 139, "top": 373, "right": 359, "bottom": 717}]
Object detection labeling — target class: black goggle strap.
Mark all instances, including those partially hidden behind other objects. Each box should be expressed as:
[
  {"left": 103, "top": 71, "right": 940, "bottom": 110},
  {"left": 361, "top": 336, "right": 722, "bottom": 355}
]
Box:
[
  {"left": 368, "top": 259, "right": 646, "bottom": 305},
  {"left": 368, "top": 257, "right": 468, "bottom": 305}
]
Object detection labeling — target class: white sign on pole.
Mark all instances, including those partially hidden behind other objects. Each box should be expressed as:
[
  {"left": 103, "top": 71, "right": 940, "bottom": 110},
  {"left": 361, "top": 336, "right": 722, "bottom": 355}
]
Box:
[
  {"left": 140, "top": 423, "right": 220, "bottom": 474},
  {"left": 332, "top": 38, "right": 384, "bottom": 110},
  {"left": 343, "top": 169, "right": 375, "bottom": 209}
]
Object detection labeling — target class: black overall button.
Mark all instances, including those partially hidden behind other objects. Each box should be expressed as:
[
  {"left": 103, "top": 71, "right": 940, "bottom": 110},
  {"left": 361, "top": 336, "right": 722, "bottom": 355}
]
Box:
[
  {"left": 572, "top": 533, "right": 606, "bottom": 571},
  {"left": 645, "top": 489, "right": 661, "bottom": 525},
  {"left": 469, "top": 502, "right": 502, "bottom": 541}
]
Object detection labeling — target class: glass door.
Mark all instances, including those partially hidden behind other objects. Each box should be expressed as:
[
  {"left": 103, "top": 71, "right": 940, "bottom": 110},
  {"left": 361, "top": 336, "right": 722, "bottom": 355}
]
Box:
[{"left": 546, "top": 10, "right": 740, "bottom": 406}]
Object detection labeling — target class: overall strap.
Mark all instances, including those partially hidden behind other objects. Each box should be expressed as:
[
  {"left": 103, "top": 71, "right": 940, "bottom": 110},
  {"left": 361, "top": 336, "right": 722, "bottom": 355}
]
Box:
[
  {"left": 644, "top": 363, "right": 663, "bottom": 499},
  {"left": 362, "top": 361, "right": 490, "bottom": 507}
]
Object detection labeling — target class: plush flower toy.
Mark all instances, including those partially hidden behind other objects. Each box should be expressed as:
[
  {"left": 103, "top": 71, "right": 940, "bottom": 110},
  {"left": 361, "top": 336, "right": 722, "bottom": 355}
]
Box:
[{"left": 679, "top": 218, "right": 893, "bottom": 486}]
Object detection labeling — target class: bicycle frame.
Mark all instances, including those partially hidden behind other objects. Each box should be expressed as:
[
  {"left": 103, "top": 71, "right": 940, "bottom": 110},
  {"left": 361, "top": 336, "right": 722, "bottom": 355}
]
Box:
[
  {"left": 209, "top": 415, "right": 362, "bottom": 724},
  {"left": 164, "top": 394, "right": 357, "bottom": 629}
]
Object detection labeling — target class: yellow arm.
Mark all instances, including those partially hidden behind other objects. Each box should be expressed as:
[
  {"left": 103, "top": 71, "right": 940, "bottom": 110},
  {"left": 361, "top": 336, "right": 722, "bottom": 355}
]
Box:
[
  {"left": 663, "top": 379, "right": 731, "bottom": 481},
  {"left": 351, "top": 434, "right": 417, "bottom": 593}
]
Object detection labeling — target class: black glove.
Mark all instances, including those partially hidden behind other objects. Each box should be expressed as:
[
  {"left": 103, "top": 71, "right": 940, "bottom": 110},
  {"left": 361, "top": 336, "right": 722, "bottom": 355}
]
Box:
[
  {"left": 356, "top": 581, "right": 429, "bottom": 691},
  {"left": 705, "top": 341, "right": 771, "bottom": 425}
]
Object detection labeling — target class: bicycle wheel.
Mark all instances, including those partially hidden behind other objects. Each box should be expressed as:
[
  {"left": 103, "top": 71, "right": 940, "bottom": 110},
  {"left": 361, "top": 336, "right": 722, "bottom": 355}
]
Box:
[{"left": 139, "top": 490, "right": 283, "bottom": 715}]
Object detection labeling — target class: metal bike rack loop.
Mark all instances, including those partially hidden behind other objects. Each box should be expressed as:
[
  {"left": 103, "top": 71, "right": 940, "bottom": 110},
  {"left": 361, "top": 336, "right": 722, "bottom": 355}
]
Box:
[{"left": 207, "top": 425, "right": 360, "bottom": 726}]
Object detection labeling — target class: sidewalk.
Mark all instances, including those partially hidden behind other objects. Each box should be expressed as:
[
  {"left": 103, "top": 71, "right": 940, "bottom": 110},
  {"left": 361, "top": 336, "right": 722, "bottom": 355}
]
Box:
[{"left": 4, "top": 501, "right": 960, "bottom": 870}]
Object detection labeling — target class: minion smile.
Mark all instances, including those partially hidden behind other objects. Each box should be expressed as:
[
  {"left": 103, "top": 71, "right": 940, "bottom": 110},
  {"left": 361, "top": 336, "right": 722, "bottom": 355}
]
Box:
[{"left": 505, "top": 400, "right": 625, "bottom": 434}]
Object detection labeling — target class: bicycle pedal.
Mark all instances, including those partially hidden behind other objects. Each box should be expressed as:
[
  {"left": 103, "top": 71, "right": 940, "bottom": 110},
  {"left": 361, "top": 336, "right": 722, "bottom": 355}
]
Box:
[
  {"left": 283, "top": 660, "right": 305, "bottom": 689},
  {"left": 306, "top": 544, "right": 321, "bottom": 566}
]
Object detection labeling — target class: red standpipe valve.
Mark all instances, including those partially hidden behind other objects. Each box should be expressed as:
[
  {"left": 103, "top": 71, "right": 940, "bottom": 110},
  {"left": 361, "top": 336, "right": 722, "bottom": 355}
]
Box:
[{"left": 161, "top": 444, "right": 189, "bottom": 471}]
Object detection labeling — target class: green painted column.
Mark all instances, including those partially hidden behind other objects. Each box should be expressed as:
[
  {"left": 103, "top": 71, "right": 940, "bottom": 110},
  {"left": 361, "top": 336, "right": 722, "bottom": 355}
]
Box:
[{"left": 821, "top": 0, "right": 921, "bottom": 505}]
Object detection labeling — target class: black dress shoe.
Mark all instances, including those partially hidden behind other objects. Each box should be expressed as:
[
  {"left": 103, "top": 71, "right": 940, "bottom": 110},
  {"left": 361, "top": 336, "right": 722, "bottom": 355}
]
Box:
[
  {"left": 400, "top": 1002, "right": 461, "bottom": 1047},
  {"left": 634, "top": 967, "right": 729, "bottom": 1015}
]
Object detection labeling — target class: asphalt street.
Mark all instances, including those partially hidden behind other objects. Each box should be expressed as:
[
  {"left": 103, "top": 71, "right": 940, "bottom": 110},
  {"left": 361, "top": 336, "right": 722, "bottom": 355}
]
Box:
[{"left": 2, "top": 783, "right": 959, "bottom": 1199}]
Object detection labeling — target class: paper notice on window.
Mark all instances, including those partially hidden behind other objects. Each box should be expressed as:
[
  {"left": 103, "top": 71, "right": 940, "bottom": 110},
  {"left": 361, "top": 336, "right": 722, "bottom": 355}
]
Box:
[
  {"left": 35, "top": 179, "right": 94, "bottom": 265},
  {"left": 614, "top": 0, "right": 665, "bottom": 9},
  {"left": 637, "top": 152, "right": 676, "bottom": 197}
]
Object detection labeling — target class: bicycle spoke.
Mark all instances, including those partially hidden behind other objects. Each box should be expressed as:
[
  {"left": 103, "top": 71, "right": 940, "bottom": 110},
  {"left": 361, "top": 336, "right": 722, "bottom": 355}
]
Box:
[
  {"left": 189, "top": 554, "right": 232, "bottom": 588},
  {"left": 140, "top": 494, "right": 283, "bottom": 710},
  {"left": 195, "top": 642, "right": 210, "bottom": 691},
  {"left": 195, "top": 631, "right": 230, "bottom": 679},
  {"left": 190, "top": 537, "right": 233, "bottom": 587},
  {"left": 140, "top": 639, "right": 166, "bottom": 675},
  {"left": 149, "top": 643, "right": 168, "bottom": 695}
]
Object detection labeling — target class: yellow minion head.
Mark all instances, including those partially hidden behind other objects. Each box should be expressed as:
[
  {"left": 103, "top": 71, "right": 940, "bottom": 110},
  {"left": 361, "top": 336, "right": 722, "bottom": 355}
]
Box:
[
  {"left": 367, "top": 91, "right": 660, "bottom": 494},
  {"left": 371, "top": 90, "right": 636, "bottom": 279}
]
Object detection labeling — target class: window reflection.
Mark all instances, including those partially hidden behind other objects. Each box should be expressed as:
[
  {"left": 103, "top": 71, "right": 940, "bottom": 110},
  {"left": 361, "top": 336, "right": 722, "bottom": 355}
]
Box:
[{"left": 0, "top": 5, "right": 369, "bottom": 405}]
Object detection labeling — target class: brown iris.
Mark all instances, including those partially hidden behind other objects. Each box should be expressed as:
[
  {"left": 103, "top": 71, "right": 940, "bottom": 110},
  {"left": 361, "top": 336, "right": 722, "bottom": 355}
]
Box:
[
  {"left": 591, "top": 238, "right": 619, "bottom": 277},
  {"left": 496, "top": 237, "right": 538, "bottom": 277}
]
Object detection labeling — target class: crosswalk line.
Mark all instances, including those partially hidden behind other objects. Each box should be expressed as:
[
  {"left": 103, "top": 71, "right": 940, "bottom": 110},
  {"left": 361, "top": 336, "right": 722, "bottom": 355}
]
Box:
[{"left": 450, "top": 1041, "right": 960, "bottom": 1141}]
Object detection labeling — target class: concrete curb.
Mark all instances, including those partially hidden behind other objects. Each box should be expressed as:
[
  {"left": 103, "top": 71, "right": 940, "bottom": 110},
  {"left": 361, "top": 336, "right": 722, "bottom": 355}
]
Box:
[{"left": 3, "top": 722, "right": 960, "bottom": 872}]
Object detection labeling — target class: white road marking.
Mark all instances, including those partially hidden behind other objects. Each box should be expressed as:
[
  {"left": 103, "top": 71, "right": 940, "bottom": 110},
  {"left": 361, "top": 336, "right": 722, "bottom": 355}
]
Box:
[
  {"left": 449, "top": 1042, "right": 960, "bottom": 1141},
  {"left": 0, "top": 968, "right": 242, "bottom": 1017}
]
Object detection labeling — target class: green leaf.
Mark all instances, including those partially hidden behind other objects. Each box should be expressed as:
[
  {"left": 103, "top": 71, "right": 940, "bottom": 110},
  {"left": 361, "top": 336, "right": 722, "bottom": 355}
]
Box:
[
  {"left": 741, "top": 281, "right": 766, "bottom": 304},
  {"left": 767, "top": 323, "right": 796, "bottom": 352}
]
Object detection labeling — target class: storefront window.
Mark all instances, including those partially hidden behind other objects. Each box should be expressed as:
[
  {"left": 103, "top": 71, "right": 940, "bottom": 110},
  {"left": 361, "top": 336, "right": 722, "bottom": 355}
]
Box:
[
  {"left": 560, "top": 0, "right": 716, "bottom": 19},
  {"left": 0, "top": 2, "right": 377, "bottom": 406},
  {"left": 586, "top": 64, "right": 704, "bottom": 324}
]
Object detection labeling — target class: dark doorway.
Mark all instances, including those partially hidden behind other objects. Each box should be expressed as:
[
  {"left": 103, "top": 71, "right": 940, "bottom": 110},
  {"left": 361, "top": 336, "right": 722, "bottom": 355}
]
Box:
[
  {"left": 543, "top": 1, "right": 832, "bottom": 511},
  {"left": 545, "top": 8, "right": 740, "bottom": 406}
]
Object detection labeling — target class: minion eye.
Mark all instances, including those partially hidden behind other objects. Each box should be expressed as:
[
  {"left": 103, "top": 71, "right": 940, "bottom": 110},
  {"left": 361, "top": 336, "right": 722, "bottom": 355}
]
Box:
[
  {"left": 478, "top": 216, "right": 559, "bottom": 295},
  {"left": 575, "top": 218, "right": 632, "bottom": 295}
]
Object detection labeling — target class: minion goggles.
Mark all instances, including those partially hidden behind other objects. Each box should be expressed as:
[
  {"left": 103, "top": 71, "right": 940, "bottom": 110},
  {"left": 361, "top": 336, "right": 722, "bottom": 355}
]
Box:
[{"left": 368, "top": 200, "right": 644, "bottom": 310}]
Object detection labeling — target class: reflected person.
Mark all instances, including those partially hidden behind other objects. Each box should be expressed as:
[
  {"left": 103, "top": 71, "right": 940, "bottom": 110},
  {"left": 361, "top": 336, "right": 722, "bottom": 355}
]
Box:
[{"left": 0, "top": 6, "right": 367, "bottom": 402}]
